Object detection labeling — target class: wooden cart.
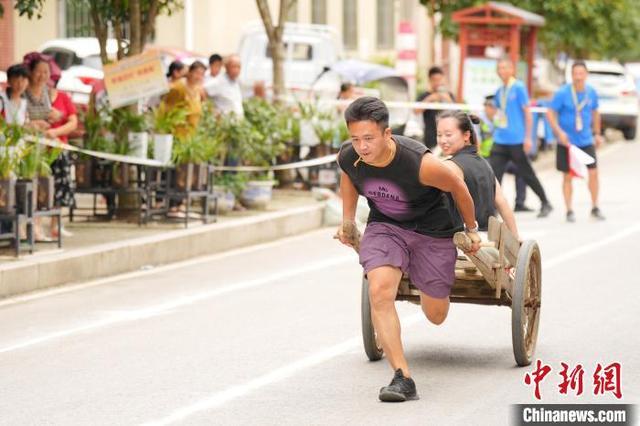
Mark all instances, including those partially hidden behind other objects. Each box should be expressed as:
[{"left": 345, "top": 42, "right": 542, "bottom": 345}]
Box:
[{"left": 360, "top": 217, "right": 542, "bottom": 366}]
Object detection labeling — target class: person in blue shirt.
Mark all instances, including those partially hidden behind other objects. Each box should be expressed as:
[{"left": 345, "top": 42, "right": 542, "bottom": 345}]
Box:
[
  {"left": 489, "top": 58, "right": 552, "bottom": 218},
  {"left": 546, "top": 60, "right": 605, "bottom": 222}
]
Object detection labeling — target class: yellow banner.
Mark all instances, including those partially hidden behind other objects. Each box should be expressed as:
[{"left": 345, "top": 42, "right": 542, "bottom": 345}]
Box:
[{"left": 103, "top": 50, "right": 168, "bottom": 108}]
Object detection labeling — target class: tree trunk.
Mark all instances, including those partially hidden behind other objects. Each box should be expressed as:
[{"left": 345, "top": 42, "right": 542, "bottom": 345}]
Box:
[
  {"left": 89, "top": 0, "right": 108, "bottom": 64},
  {"left": 428, "top": 0, "right": 436, "bottom": 67},
  {"left": 269, "top": 41, "right": 286, "bottom": 102},
  {"left": 129, "top": 0, "right": 143, "bottom": 55}
]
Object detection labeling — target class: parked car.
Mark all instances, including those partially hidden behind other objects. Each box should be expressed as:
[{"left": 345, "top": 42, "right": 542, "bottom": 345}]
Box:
[
  {"left": 566, "top": 60, "right": 639, "bottom": 140},
  {"left": 237, "top": 21, "right": 343, "bottom": 98}
]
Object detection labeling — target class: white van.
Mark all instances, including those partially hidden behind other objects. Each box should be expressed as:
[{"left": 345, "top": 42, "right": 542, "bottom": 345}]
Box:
[{"left": 237, "top": 22, "right": 343, "bottom": 97}]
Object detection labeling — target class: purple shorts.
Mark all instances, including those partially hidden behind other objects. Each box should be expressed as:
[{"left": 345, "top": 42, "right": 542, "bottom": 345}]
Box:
[{"left": 359, "top": 222, "right": 457, "bottom": 299}]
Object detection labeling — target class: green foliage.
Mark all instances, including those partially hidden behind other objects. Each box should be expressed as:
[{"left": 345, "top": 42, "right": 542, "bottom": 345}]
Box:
[
  {"left": 171, "top": 131, "right": 208, "bottom": 165},
  {"left": 214, "top": 172, "right": 247, "bottom": 198},
  {"left": 0, "top": 121, "right": 31, "bottom": 179},
  {"left": 107, "top": 107, "right": 147, "bottom": 155},
  {"left": 420, "top": 0, "right": 640, "bottom": 61},
  {"left": 37, "top": 147, "right": 62, "bottom": 177},
  {"left": 152, "top": 102, "right": 189, "bottom": 135},
  {"left": 16, "top": 144, "right": 39, "bottom": 180},
  {"left": 81, "top": 107, "right": 113, "bottom": 154}
]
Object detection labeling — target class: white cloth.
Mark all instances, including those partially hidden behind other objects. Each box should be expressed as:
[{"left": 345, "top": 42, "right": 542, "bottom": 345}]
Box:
[
  {"left": 0, "top": 92, "right": 28, "bottom": 125},
  {"left": 569, "top": 145, "right": 595, "bottom": 178},
  {"left": 204, "top": 74, "right": 244, "bottom": 117}
]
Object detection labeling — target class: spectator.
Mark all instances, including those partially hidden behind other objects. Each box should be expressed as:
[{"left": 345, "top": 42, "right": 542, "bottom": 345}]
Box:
[
  {"left": 166, "top": 60, "right": 186, "bottom": 83},
  {"left": 160, "top": 60, "right": 207, "bottom": 138},
  {"left": 206, "top": 53, "right": 223, "bottom": 81},
  {"left": 489, "top": 57, "right": 552, "bottom": 218},
  {"left": 46, "top": 72, "right": 78, "bottom": 239},
  {"left": 0, "top": 64, "right": 30, "bottom": 125},
  {"left": 205, "top": 54, "right": 244, "bottom": 116},
  {"left": 252, "top": 80, "right": 267, "bottom": 100},
  {"left": 416, "top": 66, "right": 455, "bottom": 149},
  {"left": 24, "top": 54, "right": 60, "bottom": 133},
  {"left": 477, "top": 95, "right": 497, "bottom": 158},
  {"left": 546, "top": 60, "right": 605, "bottom": 222}
]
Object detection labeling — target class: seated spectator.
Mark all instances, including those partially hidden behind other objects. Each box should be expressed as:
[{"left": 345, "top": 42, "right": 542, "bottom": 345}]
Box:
[{"left": 167, "top": 60, "right": 186, "bottom": 83}]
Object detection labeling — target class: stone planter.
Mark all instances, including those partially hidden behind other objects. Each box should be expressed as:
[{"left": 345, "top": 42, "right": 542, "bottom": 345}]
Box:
[
  {"left": 240, "top": 180, "right": 276, "bottom": 210},
  {"left": 174, "top": 163, "right": 194, "bottom": 192},
  {"left": 212, "top": 185, "right": 235, "bottom": 214},
  {"left": 111, "top": 163, "right": 130, "bottom": 189},
  {"left": 75, "top": 158, "right": 93, "bottom": 189},
  {"left": 192, "top": 163, "right": 209, "bottom": 191},
  {"left": 15, "top": 179, "right": 37, "bottom": 215}
]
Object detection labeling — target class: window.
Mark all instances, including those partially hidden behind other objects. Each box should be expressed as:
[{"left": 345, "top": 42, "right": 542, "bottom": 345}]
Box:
[
  {"left": 343, "top": 0, "right": 358, "bottom": 50},
  {"left": 64, "top": 0, "right": 92, "bottom": 37},
  {"left": 377, "top": 0, "right": 395, "bottom": 49},
  {"left": 291, "top": 43, "right": 313, "bottom": 61},
  {"left": 311, "top": 0, "right": 327, "bottom": 24}
]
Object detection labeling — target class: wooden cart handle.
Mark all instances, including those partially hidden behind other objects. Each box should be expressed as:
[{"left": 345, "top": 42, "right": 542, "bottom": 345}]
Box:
[{"left": 453, "top": 232, "right": 495, "bottom": 251}]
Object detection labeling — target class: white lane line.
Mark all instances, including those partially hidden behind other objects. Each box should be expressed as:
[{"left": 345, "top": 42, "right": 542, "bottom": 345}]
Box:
[
  {"left": 545, "top": 222, "right": 640, "bottom": 269},
  {"left": 0, "top": 255, "right": 355, "bottom": 355},
  {"left": 141, "top": 313, "right": 425, "bottom": 426},
  {"left": 142, "top": 223, "right": 640, "bottom": 425},
  {"left": 0, "top": 227, "right": 337, "bottom": 308}
]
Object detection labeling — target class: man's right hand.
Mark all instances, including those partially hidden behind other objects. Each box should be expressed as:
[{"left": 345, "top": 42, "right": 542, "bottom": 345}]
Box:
[
  {"left": 558, "top": 131, "right": 570, "bottom": 147},
  {"left": 335, "top": 220, "right": 361, "bottom": 252}
]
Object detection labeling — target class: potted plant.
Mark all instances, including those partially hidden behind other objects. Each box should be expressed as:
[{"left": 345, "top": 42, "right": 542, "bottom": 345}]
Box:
[
  {"left": 171, "top": 131, "right": 207, "bottom": 192},
  {"left": 36, "top": 147, "right": 61, "bottom": 211},
  {"left": 77, "top": 107, "right": 112, "bottom": 188},
  {"left": 0, "top": 141, "right": 17, "bottom": 214},
  {"left": 152, "top": 103, "right": 188, "bottom": 164},
  {"left": 15, "top": 143, "right": 40, "bottom": 214},
  {"left": 212, "top": 172, "right": 246, "bottom": 214}
]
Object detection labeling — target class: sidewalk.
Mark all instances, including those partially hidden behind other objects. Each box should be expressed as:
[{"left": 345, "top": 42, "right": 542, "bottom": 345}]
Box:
[{"left": 0, "top": 189, "right": 326, "bottom": 298}]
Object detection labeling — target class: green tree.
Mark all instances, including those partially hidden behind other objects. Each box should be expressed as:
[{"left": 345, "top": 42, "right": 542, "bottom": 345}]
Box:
[
  {"left": 419, "top": 0, "right": 640, "bottom": 61},
  {"left": 2, "top": 0, "right": 183, "bottom": 63}
]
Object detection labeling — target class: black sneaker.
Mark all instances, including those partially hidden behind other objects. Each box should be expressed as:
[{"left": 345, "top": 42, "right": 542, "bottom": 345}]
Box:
[
  {"left": 591, "top": 207, "right": 606, "bottom": 221},
  {"left": 566, "top": 210, "right": 576, "bottom": 223},
  {"left": 537, "top": 202, "right": 553, "bottom": 218},
  {"left": 379, "top": 369, "right": 419, "bottom": 402},
  {"left": 514, "top": 204, "right": 535, "bottom": 212}
]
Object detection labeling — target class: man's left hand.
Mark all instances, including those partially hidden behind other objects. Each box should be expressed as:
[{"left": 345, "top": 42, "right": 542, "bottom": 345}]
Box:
[
  {"left": 464, "top": 231, "right": 482, "bottom": 255},
  {"left": 595, "top": 134, "right": 604, "bottom": 148}
]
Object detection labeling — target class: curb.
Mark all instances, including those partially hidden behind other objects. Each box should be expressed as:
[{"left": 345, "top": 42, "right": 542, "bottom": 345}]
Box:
[{"left": 0, "top": 204, "right": 325, "bottom": 299}]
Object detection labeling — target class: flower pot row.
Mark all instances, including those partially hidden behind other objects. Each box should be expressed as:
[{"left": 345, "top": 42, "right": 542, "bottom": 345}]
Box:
[{"left": 0, "top": 176, "right": 56, "bottom": 214}]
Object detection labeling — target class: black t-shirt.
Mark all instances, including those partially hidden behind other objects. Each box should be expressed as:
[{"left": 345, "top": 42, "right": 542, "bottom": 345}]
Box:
[
  {"left": 417, "top": 90, "right": 456, "bottom": 149},
  {"left": 337, "top": 135, "right": 461, "bottom": 238},
  {"left": 449, "top": 145, "right": 497, "bottom": 231}
]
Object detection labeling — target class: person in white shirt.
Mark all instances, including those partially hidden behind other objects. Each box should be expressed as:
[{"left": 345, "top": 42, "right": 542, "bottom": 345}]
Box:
[
  {"left": 205, "top": 54, "right": 244, "bottom": 117},
  {"left": 0, "top": 64, "right": 30, "bottom": 125}
]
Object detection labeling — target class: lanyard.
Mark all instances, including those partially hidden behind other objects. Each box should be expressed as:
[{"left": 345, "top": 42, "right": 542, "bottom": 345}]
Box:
[
  {"left": 499, "top": 77, "right": 516, "bottom": 112},
  {"left": 571, "top": 85, "right": 589, "bottom": 112}
]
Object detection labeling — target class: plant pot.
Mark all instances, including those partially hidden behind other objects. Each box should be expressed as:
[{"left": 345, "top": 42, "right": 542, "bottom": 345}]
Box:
[
  {"left": 192, "top": 163, "right": 209, "bottom": 191},
  {"left": 75, "top": 158, "right": 93, "bottom": 188},
  {"left": 300, "top": 119, "right": 320, "bottom": 147},
  {"left": 174, "top": 163, "right": 194, "bottom": 192},
  {"left": 212, "top": 185, "right": 235, "bottom": 214},
  {"left": 314, "top": 144, "right": 332, "bottom": 158},
  {"left": 153, "top": 134, "right": 174, "bottom": 164},
  {"left": 15, "top": 179, "right": 37, "bottom": 215},
  {"left": 112, "top": 163, "right": 130, "bottom": 188},
  {"left": 37, "top": 176, "right": 55, "bottom": 211},
  {"left": 93, "top": 159, "right": 112, "bottom": 188},
  {"left": 240, "top": 180, "right": 276, "bottom": 210},
  {"left": 128, "top": 132, "right": 149, "bottom": 159},
  {"left": 0, "top": 178, "right": 16, "bottom": 214}
]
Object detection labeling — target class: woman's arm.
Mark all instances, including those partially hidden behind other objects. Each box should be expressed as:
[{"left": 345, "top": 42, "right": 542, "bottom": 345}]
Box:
[
  {"left": 494, "top": 178, "right": 519, "bottom": 239},
  {"left": 45, "top": 114, "right": 78, "bottom": 139}
]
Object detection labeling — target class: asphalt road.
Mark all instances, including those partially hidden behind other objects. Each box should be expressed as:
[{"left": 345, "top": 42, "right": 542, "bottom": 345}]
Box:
[{"left": 0, "top": 141, "right": 638, "bottom": 425}]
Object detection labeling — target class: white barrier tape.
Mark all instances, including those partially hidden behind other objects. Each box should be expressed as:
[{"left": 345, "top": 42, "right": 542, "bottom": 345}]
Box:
[
  {"left": 27, "top": 135, "right": 338, "bottom": 172},
  {"left": 209, "top": 154, "right": 337, "bottom": 172},
  {"left": 321, "top": 98, "right": 549, "bottom": 114}
]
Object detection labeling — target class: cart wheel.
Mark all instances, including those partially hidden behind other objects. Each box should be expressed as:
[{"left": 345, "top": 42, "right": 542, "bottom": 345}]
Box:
[
  {"left": 361, "top": 276, "right": 383, "bottom": 361},
  {"left": 511, "top": 240, "right": 542, "bottom": 366}
]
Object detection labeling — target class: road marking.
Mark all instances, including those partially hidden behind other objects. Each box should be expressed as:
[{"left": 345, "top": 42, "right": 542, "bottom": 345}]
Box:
[
  {"left": 141, "top": 313, "right": 425, "bottom": 426},
  {"left": 0, "top": 255, "right": 354, "bottom": 355},
  {"left": 0, "top": 227, "right": 337, "bottom": 308},
  {"left": 141, "top": 223, "right": 640, "bottom": 425}
]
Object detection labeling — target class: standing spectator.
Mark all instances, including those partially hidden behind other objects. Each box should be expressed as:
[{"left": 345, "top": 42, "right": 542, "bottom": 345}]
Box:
[
  {"left": 160, "top": 60, "right": 207, "bottom": 138},
  {"left": 546, "top": 60, "right": 605, "bottom": 222},
  {"left": 489, "top": 58, "right": 552, "bottom": 218},
  {"left": 205, "top": 54, "right": 244, "bottom": 116},
  {"left": 416, "top": 66, "right": 455, "bottom": 149},
  {"left": 166, "top": 60, "right": 186, "bottom": 83},
  {"left": 206, "top": 54, "right": 223, "bottom": 82},
  {"left": 46, "top": 72, "right": 78, "bottom": 239},
  {"left": 0, "top": 64, "right": 30, "bottom": 125}
]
